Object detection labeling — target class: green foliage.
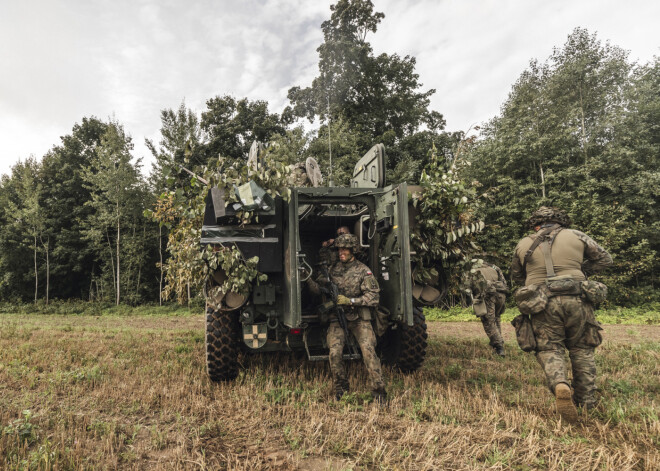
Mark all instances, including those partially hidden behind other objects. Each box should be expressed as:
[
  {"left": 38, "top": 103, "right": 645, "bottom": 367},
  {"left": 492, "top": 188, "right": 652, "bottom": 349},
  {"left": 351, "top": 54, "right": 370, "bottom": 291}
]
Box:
[
  {"left": 204, "top": 244, "right": 267, "bottom": 297},
  {"left": 200, "top": 95, "right": 285, "bottom": 167},
  {"left": 209, "top": 147, "right": 293, "bottom": 224},
  {"left": 286, "top": 0, "right": 450, "bottom": 182},
  {"left": 3, "top": 410, "right": 38, "bottom": 446},
  {"left": 410, "top": 143, "right": 486, "bottom": 293},
  {"left": 81, "top": 120, "right": 151, "bottom": 305},
  {"left": 146, "top": 100, "right": 203, "bottom": 192},
  {"left": 463, "top": 28, "right": 659, "bottom": 304}
]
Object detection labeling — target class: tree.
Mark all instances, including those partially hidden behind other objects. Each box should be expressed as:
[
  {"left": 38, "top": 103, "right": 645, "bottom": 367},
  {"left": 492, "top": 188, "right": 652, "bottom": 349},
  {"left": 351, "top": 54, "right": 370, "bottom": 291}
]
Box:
[
  {"left": 464, "top": 29, "right": 658, "bottom": 304},
  {"left": 0, "top": 158, "right": 46, "bottom": 302},
  {"left": 39, "top": 117, "right": 110, "bottom": 300},
  {"left": 286, "top": 0, "right": 446, "bottom": 178},
  {"left": 146, "top": 100, "right": 203, "bottom": 192},
  {"left": 199, "top": 95, "right": 285, "bottom": 167},
  {"left": 82, "top": 120, "right": 147, "bottom": 305}
]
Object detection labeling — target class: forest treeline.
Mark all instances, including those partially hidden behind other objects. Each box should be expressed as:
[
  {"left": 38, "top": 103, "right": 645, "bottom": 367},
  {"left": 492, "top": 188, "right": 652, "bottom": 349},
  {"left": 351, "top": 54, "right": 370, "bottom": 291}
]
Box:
[{"left": 1, "top": 1, "right": 657, "bottom": 306}]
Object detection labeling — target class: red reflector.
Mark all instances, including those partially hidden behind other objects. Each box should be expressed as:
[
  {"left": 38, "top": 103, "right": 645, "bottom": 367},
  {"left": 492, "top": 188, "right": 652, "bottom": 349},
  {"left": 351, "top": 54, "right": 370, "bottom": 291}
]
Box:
[{"left": 289, "top": 328, "right": 302, "bottom": 335}]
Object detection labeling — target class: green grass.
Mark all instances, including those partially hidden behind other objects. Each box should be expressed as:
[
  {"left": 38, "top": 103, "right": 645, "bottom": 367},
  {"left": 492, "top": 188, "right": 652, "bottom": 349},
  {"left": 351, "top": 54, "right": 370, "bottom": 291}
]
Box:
[
  {"left": 1, "top": 310, "right": 658, "bottom": 469},
  {"left": 424, "top": 305, "right": 660, "bottom": 324},
  {"left": 0, "top": 300, "right": 198, "bottom": 317}
]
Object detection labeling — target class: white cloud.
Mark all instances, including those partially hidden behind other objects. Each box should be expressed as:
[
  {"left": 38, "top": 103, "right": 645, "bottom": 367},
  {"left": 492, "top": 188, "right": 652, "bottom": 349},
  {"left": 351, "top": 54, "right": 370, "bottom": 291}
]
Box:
[{"left": 1, "top": 0, "right": 658, "bottom": 177}]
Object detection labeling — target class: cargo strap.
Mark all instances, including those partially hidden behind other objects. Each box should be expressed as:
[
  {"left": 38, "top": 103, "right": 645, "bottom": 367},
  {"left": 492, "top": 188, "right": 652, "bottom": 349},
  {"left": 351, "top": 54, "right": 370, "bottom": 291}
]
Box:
[
  {"left": 540, "top": 242, "right": 556, "bottom": 277},
  {"left": 522, "top": 224, "right": 559, "bottom": 275}
]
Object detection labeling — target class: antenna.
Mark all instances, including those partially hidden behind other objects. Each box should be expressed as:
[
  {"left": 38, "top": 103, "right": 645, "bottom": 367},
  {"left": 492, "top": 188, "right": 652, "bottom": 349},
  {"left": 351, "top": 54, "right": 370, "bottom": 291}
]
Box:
[{"left": 327, "top": 95, "right": 333, "bottom": 187}]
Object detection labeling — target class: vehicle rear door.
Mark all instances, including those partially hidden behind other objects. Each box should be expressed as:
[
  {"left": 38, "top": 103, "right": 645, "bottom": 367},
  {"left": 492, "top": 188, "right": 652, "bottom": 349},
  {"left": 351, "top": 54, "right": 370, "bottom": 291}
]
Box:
[{"left": 373, "top": 182, "right": 413, "bottom": 326}]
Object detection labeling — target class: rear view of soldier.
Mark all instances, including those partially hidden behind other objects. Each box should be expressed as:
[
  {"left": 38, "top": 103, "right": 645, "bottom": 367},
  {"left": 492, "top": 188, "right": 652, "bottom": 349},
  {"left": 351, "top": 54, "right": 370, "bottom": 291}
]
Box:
[
  {"left": 466, "top": 262, "right": 508, "bottom": 356},
  {"left": 511, "top": 206, "right": 612, "bottom": 423}
]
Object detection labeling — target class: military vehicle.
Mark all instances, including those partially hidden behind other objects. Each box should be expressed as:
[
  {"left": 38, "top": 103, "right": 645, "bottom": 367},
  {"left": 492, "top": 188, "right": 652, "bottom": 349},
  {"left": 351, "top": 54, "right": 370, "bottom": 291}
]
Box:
[{"left": 201, "top": 143, "right": 434, "bottom": 381}]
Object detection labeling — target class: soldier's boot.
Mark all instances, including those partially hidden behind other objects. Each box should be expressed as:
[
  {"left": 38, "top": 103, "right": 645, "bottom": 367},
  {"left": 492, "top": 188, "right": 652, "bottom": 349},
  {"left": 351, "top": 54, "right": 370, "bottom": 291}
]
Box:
[
  {"left": 554, "top": 382, "right": 578, "bottom": 424},
  {"left": 334, "top": 379, "right": 349, "bottom": 401},
  {"left": 372, "top": 387, "right": 388, "bottom": 407},
  {"left": 493, "top": 345, "right": 505, "bottom": 357}
]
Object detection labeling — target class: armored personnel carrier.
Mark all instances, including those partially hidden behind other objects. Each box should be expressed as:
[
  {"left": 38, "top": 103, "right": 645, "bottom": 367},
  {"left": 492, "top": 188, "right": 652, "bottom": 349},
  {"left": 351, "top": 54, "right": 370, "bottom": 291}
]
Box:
[{"left": 202, "top": 144, "right": 430, "bottom": 381}]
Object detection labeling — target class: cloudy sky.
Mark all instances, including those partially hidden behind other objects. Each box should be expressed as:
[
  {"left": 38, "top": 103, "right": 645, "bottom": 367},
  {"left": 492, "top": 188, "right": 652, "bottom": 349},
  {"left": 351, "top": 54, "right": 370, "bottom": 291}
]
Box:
[{"left": 1, "top": 0, "right": 658, "bottom": 177}]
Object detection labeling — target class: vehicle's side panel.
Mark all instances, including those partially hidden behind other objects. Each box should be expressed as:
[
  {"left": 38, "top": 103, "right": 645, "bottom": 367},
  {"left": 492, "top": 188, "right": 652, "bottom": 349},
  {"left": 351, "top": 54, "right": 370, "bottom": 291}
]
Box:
[
  {"left": 375, "top": 183, "right": 413, "bottom": 325},
  {"left": 282, "top": 190, "right": 301, "bottom": 328}
]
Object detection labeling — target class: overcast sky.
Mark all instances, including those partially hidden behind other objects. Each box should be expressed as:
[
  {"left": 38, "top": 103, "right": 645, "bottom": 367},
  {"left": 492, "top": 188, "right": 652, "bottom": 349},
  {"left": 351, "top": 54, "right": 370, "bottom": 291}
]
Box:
[{"left": 1, "top": 0, "right": 658, "bottom": 177}]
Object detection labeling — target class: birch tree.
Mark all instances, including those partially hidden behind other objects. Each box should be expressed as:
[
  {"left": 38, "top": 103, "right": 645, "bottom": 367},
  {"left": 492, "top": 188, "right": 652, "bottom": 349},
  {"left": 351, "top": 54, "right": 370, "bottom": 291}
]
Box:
[{"left": 82, "top": 120, "right": 144, "bottom": 305}]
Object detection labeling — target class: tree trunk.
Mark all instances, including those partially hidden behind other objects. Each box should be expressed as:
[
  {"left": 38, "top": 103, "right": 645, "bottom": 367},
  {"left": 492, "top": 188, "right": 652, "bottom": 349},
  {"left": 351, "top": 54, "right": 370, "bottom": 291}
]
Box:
[
  {"left": 106, "top": 229, "right": 116, "bottom": 300},
  {"left": 539, "top": 162, "right": 546, "bottom": 199},
  {"left": 159, "top": 225, "right": 163, "bottom": 306},
  {"left": 44, "top": 235, "right": 49, "bottom": 305},
  {"left": 33, "top": 233, "right": 38, "bottom": 303},
  {"left": 136, "top": 222, "right": 146, "bottom": 298},
  {"left": 579, "top": 87, "right": 588, "bottom": 164},
  {"left": 116, "top": 201, "right": 121, "bottom": 306}
]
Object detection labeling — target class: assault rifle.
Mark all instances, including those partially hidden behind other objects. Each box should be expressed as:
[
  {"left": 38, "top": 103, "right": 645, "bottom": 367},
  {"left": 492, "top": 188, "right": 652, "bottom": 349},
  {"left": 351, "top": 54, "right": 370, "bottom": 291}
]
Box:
[{"left": 318, "top": 263, "right": 359, "bottom": 357}]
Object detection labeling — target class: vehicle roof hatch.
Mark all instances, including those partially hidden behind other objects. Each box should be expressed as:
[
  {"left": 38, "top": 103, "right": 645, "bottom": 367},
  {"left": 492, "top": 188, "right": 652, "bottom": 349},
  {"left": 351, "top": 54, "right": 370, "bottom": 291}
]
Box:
[{"left": 351, "top": 143, "right": 386, "bottom": 188}]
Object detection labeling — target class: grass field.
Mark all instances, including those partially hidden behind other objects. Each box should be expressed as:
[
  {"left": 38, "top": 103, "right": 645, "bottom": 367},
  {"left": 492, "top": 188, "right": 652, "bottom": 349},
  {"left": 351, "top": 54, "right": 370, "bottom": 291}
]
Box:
[{"left": 1, "top": 308, "right": 658, "bottom": 470}]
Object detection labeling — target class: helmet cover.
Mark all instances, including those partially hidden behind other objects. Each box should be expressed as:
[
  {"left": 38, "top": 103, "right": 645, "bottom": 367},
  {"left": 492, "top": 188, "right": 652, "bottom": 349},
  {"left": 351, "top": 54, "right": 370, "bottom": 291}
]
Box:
[
  {"left": 334, "top": 233, "right": 359, "bottom": 251},
  {"left": 527, "top": 206, "right": 571, "bottom": 228}
]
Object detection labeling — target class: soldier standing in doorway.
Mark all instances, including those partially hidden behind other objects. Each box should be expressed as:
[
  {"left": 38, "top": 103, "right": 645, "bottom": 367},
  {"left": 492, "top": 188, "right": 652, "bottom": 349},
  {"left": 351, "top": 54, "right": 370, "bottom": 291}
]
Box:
[
  {"left": 511, "top": 206, "right": 612, "bottom": 423},
  {"left": 318, "top": 225, "right": 351, "bottom": 265},
  {"left": 308, "top": 233, "right": 387, "bottom": 403}
]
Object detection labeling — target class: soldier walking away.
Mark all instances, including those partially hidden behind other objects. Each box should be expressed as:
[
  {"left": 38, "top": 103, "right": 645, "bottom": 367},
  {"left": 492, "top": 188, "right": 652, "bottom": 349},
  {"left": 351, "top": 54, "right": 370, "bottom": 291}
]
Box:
[
  {"left": 511, "top": 206, "right": 612, "bottom": 423},
  {"left": 308, "top": 233, "right": 387, "bottom": 403},
  {"left": 465, "top": 261, "right": 508, "bottom": 356}
]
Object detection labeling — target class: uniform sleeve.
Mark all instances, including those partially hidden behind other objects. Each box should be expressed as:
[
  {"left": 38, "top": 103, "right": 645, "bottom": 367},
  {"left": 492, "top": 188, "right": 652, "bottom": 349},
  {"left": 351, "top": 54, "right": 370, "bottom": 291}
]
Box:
[
  {"left": 307, "top": 267, "right": 331, "bottom": 295},
  {"left": 510, "top": 242, "right": 526, "bottom": 285},
  {"left": 572, "top": 230, "right": 613, "bottom": 276},
  {"left": 357, "top": 269, "right": 380, "bottom": 307},
  {"left": 307, "top": 277, "right": 321, "bottom": 295}
]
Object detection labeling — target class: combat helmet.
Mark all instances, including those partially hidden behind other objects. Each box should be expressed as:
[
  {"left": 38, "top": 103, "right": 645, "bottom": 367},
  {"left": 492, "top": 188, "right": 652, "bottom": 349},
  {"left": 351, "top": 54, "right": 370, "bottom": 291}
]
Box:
[
  {"left": 528, "top": 206, "right": 571, "bottom": 228},
  {"left": 335, "top": 233, "right": 359, "bottom": 251}
]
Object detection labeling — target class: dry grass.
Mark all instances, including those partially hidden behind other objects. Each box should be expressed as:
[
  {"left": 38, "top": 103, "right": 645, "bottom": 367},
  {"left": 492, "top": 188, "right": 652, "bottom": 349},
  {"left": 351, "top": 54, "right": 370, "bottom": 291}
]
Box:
[{"left": 1, "top": 312, "right": 658, "bottom": 470}]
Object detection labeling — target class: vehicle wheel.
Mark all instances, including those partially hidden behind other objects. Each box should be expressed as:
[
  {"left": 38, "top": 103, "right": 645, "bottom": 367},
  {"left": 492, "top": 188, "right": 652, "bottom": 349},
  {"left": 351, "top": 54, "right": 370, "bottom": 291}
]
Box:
[
  {"left": 206, "top": 306, "right": 240, "bottom": 381},
  {"left": 379, "top": 307, "right": 428, "bottom": 373}
]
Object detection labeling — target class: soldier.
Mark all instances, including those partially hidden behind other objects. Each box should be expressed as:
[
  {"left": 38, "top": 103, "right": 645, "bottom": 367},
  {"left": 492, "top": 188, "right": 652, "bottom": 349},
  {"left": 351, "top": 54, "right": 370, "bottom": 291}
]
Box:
[
  {"left": 511, "top": 206, "right": 612, "bottom": 423},
  {"left": 465, "top": 261, "right": 508, "bottom": 356},
  {"left": 318, "top": 226, "right": 351, "bottom": 265},
  {"left": 309, "top": 233, "right": 387, "bottom": 402}
]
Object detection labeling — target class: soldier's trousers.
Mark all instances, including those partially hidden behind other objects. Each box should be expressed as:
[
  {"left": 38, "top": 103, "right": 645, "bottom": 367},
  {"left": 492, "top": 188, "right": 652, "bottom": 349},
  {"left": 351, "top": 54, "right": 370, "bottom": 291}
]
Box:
[
  {"left": 481, "top": 292, "right": 506, "bottom": 348},
  {"left": 530, "top": 295, "right": 599, "bottom": 407},
  {"left": 327, "top": 320, "right": 385, "bottom": 392}
]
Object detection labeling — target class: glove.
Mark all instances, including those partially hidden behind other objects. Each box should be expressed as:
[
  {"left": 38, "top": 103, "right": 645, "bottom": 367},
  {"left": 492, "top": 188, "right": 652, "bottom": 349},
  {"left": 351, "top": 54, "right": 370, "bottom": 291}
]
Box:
[{"left": 336, "top": 295, "right": 351, "bottom": 305}]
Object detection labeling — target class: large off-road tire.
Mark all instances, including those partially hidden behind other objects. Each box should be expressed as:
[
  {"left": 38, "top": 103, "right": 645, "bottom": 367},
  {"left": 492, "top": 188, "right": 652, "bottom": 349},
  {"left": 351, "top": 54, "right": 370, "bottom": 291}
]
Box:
[
  {"left": 379, "top": 307, "right": 428, "bottom": 373},
  {"left": 205, "top": 307, "right": 240, "bottom": 381}
]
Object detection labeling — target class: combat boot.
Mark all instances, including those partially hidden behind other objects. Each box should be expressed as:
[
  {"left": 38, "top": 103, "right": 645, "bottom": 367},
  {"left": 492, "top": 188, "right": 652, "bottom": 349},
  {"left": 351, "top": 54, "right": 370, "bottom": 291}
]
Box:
[
  {"left": 555, "top": 383, "right": 578, "bottom": 424},
  {"left": 334, "top": 379, "right": 349, "bottom": 400},
  {"left": 494, "top": 345, "right": 505, "bottom": 357}
]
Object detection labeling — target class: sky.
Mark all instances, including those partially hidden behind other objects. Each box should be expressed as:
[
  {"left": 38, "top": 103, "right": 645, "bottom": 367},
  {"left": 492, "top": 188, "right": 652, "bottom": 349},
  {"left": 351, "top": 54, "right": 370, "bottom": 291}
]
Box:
[{"left": 1, "top": 0, "right": 658, "bottom": 178}]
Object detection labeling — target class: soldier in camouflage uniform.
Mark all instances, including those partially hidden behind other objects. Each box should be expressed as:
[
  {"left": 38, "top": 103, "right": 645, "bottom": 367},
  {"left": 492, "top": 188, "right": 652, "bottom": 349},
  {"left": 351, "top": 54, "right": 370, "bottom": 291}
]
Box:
[
  {"left": 465, "top": 262, "right": 508, "bottom": 356},
  {"left": 308, "top": 233, "right": 386, "bottom": 402},
  {"left": 318, "top": 226, "right": 351, "bottom": 265},
  {"left": 511, "top": 206, "right": 612, "bottom": 422}
]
